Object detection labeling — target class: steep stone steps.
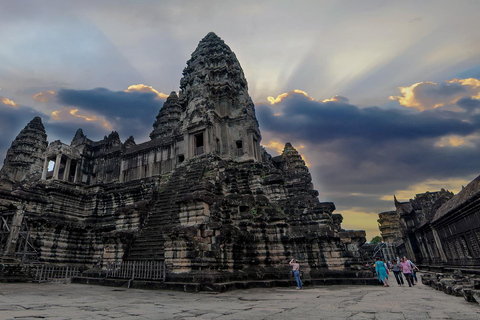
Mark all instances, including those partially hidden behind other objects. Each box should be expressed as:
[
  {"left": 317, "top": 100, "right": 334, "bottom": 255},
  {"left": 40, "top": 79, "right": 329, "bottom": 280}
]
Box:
[{"left": 125, "top": 160, "right": 208, "bottom": 261}]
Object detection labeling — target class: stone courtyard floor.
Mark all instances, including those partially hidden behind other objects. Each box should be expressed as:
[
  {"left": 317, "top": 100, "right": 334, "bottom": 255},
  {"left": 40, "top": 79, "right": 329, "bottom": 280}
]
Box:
[{"left": 1, "top": 281, "right": 479, "bottom": 320}]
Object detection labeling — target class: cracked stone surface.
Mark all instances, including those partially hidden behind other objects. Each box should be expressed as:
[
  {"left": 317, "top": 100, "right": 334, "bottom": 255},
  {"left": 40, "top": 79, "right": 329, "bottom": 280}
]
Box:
[{"left": 1, "top": 282, "right": 479, "bottom": 320}]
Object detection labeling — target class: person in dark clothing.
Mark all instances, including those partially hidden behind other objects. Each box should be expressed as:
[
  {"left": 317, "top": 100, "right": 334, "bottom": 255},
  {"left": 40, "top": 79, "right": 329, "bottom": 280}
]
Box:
[{"left": 390, "top": 260, "right": 404, "bottom": 286}]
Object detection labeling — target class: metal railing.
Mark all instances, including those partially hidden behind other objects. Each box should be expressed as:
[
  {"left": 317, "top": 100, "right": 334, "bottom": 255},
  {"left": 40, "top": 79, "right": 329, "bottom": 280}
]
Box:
[
  {"left": 34, "top": 265, "right": 80, "bottom": 283},
  {"left": 106, "top": 260, "right": 165, "bottom": 281}
]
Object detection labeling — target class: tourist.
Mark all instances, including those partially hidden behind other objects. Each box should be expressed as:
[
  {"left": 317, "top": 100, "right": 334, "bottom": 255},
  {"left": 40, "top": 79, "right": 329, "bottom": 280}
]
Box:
[
  {"left": 400, "top": 258, "right": 414, "bottom": 287},
  {"left": 411, "top": 261, "right": 420, "bottom": 284},
  {"left": 390, "top": 260, "right": 404, "bottom": 286},
  {"left": 289, "top": 259, "right": 303, "bottom": 289},
  {"left": 403, "top": 256, "right": 418, "bottom": 285},
  {"left": 375, "top": 257, "right": 389, "bottom": 287}
]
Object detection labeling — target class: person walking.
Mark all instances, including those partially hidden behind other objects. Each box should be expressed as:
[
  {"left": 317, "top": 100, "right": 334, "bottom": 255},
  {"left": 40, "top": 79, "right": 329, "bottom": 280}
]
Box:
[
  {"left": 391, "top": 260, "right": 404, "bottom": 286},
  {"left": 400, "top": 257, "right": 414, "bottom": 287},
  {"left": 289, "top": 259, "right": 303, "bottom": 289},
  {"left": 410, "top": 260, "right": 420, "bottom": 284},
  {"left": 375, "top": 257, "right": 389, "bottom": 287}
]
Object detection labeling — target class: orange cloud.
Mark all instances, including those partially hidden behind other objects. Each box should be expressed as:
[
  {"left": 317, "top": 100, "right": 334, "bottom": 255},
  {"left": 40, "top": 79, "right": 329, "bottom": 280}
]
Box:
[
  {"left": 389, "top": 78, "right": 480, "bottom": 111},
  {"left": 0, "top": 96, "right": 19, "bottom": 108},
  {"left": 267, "top": 89, "right": 314, "bottom": 105},
  {"left": 322, "top": 95, "right": 349, "bottom": 103},
  {"left": 125, "top": 84, "right": 168, "bottom": 99},
  {"left": 389, "top": 81, "right": 438, "bottom": 110},
  {"left": 33, "top": 90, "right": 55, "bottom": 102},
  {"left": 262, "top": 140, "right": 285, "bottom": 154},
  {"left": 380, "top": 176, "right": 474, "bottom": 202},
  {"left": 434, "top": 135, "right": 476, "bottom": 148},
  {"left": 51, "top": 107, "right": 112, "bottom": 130}
]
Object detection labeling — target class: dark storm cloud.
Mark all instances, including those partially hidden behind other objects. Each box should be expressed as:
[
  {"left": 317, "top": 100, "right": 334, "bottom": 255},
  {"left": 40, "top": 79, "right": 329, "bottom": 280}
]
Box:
[
  {"left": 257, "top": 93, "right": 478, "bottom": 143},
  {"left": 57, "top": 88, "right": 163, "bottom": 122},
  {"left": 457, "top": 97, "right": 480, "bottom": 113},
  {"left": 56, "top": 88, "right": 164, "bottom": 139}
]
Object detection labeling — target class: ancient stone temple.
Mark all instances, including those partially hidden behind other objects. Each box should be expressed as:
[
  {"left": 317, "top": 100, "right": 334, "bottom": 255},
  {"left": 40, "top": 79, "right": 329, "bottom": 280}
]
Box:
[{"left": 0, "top": 33, "right": 366, "bottom": 286}]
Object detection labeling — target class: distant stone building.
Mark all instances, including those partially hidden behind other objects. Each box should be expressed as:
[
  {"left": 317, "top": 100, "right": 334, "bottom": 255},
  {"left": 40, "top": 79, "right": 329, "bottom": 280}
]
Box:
[
  {"left": 378, "top": 181, "right": 480, "bottom": 267},
  {"left": 0, "top": 33, "right": 366, "bottom": 284},
  {"left": 377, "top": 211, "right": 401, "bottom": 243}
]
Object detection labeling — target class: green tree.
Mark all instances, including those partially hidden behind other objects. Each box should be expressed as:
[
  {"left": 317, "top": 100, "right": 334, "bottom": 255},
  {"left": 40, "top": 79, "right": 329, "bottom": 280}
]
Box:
[{"left": 370, "top": 236, "right": 382, "bottom": 243}]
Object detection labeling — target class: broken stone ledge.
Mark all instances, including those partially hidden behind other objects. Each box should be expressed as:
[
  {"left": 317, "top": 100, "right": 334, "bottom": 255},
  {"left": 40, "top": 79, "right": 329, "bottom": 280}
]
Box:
[{"left": 421, "top": 269, "right": 480, "bottom": 305}]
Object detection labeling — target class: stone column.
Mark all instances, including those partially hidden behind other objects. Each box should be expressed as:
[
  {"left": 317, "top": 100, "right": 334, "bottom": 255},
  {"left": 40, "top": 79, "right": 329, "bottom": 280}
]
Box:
[
  {"left": 73, "top": 159, "right": 81, "bottom": 183},
  {"left": 52, "top": 154, "right": 62, "bottom": 180},
  {"left": 2, "top": 207, "right": 24, "bottom": 261},
  {"left": 405, "top": 235, "right": 415, "bottom": 261},
  {"left": 41, "top": 156, "right": 49, "bottom": 180},
  {"left": 119, "top": 159, "right": 124, "bottom": 183},
  {"left": 185, "top": 133, "right": 192, "bottom": 159},
  {"left": 432, "top": 227, "right": 448, "bottom": 262},
  {"left": 64, "top": 158, "right": 71, "bottom": 181}
]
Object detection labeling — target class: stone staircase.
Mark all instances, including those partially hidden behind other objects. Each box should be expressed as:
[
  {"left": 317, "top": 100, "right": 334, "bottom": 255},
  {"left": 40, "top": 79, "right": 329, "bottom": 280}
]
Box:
[{"left": 124, "top": 159, "right": 208, "bottom": 261}]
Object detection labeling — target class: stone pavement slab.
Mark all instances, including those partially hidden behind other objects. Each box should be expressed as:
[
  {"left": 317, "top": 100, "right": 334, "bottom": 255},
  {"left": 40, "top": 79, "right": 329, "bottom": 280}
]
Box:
[{"left": 0, "top": 282, "right": 479, "bottom": 319}]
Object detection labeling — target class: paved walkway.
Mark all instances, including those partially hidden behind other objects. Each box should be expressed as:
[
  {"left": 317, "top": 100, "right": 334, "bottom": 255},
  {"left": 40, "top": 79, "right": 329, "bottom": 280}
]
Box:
[{"left": 0, "top": 281, "right": 479, "bottom": 319}]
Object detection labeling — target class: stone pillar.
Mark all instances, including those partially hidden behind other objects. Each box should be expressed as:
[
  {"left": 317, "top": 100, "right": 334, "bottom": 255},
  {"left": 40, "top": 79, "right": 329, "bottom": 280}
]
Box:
[
  {"left": 185, "top": 133, "right": 192, "bottom": 159},
  {"left": 64, "top": 158, "right": 71, "bottom": 181},
  {"left": 73, "top": 159, "right": 81, "bottom": 183},
  {"left": 2, "top": 207, "right": 24, "bottom": 261},
  {"left": 52, "top": 154, "right": 62, "bottom": 180},
  {"left": 432, "top": 227, "right": 448, "bottom": 262},
  {"left": 41, "top": 156, "right": 49, "bottom": 180},
  {"left": 405, "top": 235, "right": 415, "bottom": 261},
  {"left": 119, "top": 160, "right": 124, "bottom": 183}
]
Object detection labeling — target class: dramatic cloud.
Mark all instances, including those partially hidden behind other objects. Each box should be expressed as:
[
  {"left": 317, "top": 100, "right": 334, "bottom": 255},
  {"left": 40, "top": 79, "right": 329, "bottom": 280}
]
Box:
[
  {"left": 258, "top": 91, "right": 478, "bottom": 144},
  {"left": 55, "top": 87, "right": 165, "bottom": 140},
  {"left": 125, "top": 84, "right": 169, "bottom": 99},
  {"left": 0, "top": 96, "right": 19, "bottom": 108},
  {"left": 33, "top": 90, "right": 55, "bottom": 103},
  {"left": 50, "top": 107, "right": 113, "bottom": 130},
  {"left": 267, "top": 90, "right": 314, "bottom": 105},
  {"left": 322, "top": 95, "right": 349, "bottom": 104},
  {"left": 389, "top": 78, "right": 480, "bottom": 111}
]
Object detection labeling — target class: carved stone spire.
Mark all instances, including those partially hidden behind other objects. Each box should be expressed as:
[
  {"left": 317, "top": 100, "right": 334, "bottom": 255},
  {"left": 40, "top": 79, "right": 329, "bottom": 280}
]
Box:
[
  {"left": 281, "top": 142, "right": 309, "bottom": 173},
  {"left": 180, "top": 32, "right": 249, "bottom": 103},
  {"left": 0, "top": 117, "right": 48, "bottom": 188},
  {"left": 150, "top": 91, "right": 183, "bottom": 140},
  {"left": 178, "top": 32, "right": 261, "bottom": 160}
]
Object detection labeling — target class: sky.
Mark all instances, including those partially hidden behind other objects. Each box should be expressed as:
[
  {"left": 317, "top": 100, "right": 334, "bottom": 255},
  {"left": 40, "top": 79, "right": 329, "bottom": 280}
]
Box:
[{"left": 2, "top": 0, "right": 480, "bottom": 240}]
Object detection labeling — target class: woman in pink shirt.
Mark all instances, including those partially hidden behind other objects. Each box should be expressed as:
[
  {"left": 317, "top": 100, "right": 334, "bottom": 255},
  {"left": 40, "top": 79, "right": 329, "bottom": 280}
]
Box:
[
  {"left": 289, "top": 259, "right": 303, "bottom": 289},
  {"left": 399, "top": 258, "right": 414, "bottom": 287}
]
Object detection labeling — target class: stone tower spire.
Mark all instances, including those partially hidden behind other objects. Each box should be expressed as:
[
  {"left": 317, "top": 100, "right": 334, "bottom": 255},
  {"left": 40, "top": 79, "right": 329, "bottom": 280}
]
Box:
[
  {"left": 150, "top": 91, "right": 183, "bottom": 140},
  {"left": 178, "top": 32, "right": 261, "bottom": 161},
  {"left": 0, "top": 116, "right": 48, "bottom": 189}
]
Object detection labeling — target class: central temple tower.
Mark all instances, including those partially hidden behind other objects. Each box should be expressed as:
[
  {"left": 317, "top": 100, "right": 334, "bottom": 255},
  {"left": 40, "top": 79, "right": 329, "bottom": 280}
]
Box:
[{"left": 151, "top": 32, "right": 261, "bottom": 161}]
